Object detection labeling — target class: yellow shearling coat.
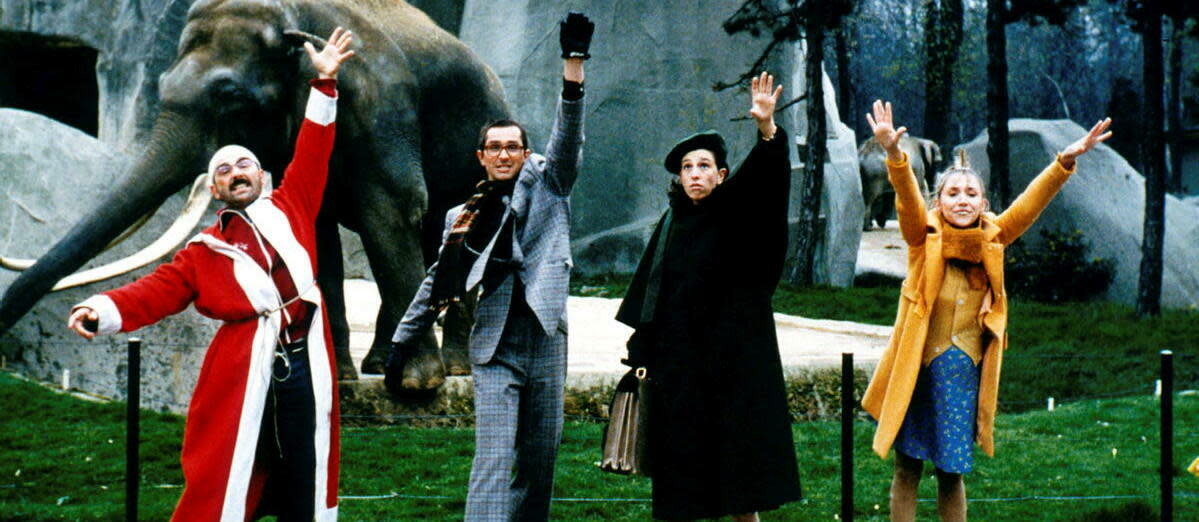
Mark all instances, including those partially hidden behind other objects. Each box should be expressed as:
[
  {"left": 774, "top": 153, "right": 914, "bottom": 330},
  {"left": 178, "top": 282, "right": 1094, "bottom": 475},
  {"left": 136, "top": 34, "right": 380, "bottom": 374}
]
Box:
[{"left": 861, "top": 152, "right": 1075, "bottom": 459}]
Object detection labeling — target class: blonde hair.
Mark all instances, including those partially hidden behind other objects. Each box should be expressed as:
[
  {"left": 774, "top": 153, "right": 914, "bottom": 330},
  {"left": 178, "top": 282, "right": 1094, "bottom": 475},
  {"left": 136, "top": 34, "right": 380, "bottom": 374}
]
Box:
[{"left": 929, "top": 149, "right": 987, "bottom": 209}]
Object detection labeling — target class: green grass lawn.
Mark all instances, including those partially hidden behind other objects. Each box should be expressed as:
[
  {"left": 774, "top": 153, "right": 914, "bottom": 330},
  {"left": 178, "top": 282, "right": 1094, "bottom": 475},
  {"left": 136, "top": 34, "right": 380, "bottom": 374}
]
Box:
[{"left": 2, "top": 371, "right": 1197, "bottom": 520}]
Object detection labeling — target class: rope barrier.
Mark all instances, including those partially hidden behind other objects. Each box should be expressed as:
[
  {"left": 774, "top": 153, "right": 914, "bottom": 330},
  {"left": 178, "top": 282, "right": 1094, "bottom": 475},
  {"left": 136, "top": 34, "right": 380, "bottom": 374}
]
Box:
[
  {"left": 2, "top": 480, "right": 1195, "bottom": 506},
  {"left": 921, "top": 494, "right": 1147, "bottom": 503},
  {"left": 339, "top": 492, "right": 452, "bottom": 500},
  {"left": 341, "top": 414, "right": 474, "bottom": 421},
  {"left": 326, "top": 431, "right": 1199, "bottom": 447}
]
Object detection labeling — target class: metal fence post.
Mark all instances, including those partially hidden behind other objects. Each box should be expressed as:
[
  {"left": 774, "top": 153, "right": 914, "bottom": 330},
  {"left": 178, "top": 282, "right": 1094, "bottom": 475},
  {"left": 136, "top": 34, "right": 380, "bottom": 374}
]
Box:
[
  {"left": 1161, "top": 350, "right": 1173, "bottom": 522},
  {"left": 126, "top": 338, "right": 141, "bottom": 522},
  {"left": 842, "top": 352, "right": 854, "bottom": 522}
]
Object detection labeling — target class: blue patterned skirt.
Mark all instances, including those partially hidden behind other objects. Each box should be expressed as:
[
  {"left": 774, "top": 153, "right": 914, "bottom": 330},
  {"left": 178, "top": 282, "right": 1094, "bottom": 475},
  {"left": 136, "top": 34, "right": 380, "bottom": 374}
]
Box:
[{"left": 893, "top": 347, "right": 981, "bottom": 474}]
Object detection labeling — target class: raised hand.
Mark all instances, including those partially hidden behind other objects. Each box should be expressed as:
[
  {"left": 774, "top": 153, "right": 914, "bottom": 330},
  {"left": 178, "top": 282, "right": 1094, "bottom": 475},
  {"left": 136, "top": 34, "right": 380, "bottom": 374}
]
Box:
[
  {"left": 1059, "top": 117, "right": 1113, "bottom": 169},
  {"left": 749, "top": 71, "right": 782, "bottom": 139},
  {"left": 866, "top": 100, "right": 908, "bottom": 161},
  {"left": 559, "top": 12, "right": 594, "bottom": 60},
  {"left": 304, "top": 27, "right": 355, "bottom": 80}
]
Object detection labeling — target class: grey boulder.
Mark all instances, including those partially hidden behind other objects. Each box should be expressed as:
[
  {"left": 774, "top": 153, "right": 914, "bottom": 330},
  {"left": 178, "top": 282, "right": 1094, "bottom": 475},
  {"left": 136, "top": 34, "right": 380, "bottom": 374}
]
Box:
[
  {"left": 0, "top": 108, "right": 212, "bottom": 413},
  {"left": 957, "top": 119, "right": 1199, "bottom": 309}
]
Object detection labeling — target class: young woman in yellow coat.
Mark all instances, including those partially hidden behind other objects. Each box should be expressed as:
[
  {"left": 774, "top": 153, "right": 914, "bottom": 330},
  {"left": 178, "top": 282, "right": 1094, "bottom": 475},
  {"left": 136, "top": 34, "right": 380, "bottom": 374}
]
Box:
[{"left": 860, "top": 99, "right": 1112, "bottom": 521}]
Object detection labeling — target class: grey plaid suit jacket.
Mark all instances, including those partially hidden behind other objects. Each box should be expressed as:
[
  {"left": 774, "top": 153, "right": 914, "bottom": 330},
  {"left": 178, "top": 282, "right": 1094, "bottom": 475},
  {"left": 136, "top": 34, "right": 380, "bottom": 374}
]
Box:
[{"left": 392, "top": 95, "right": 585, "bottom": 364}]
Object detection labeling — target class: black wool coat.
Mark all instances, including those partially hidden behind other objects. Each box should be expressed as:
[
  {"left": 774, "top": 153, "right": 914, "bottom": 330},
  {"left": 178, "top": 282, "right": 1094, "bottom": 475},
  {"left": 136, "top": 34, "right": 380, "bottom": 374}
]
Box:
[{"left": 617, "top": 129, "right": 802, "bottom": 520}]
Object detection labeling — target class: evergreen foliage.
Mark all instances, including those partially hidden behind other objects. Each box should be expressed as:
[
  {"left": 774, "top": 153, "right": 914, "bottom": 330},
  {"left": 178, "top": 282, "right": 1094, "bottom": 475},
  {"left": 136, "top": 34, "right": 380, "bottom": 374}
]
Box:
[{"left": 1005, "top": 227, "right": 1116, "bottom": 303}]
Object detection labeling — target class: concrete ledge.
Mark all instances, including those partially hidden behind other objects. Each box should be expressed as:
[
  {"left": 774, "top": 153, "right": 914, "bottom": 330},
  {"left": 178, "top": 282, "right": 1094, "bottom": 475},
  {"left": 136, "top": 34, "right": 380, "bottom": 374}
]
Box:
[{"left": 338, "top": 376, "right": 474, "bottom": 426}]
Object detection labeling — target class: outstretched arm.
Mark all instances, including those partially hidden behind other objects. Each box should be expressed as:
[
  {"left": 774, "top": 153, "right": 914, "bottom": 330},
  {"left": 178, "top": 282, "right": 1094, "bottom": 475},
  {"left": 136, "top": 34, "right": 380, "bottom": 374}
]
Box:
[
  {"left": 67, "top": 248, "right": 199, "bottom": 339},
  {"left": 392, "top": 208, "right": 458, "bottom": 345},
  {"left": 867, "top": 99, "right": 926, "bottom": 246},
  {"left": 718, "top": 72, "right": 789, "bottom": 203},
  {"left": 996, "top": 118, "right": 1112, "bottom": 243},
  {"left": 544, "top": 12, "right": 592, "bottom": 196},
  {"left": 275, "top": 27, "right": 355, "bottom": 219}
]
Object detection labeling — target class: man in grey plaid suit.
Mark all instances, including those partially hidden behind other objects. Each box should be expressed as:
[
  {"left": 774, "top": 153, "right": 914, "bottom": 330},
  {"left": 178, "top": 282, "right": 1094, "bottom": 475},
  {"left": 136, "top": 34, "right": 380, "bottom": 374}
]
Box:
[{"left": 389, "top": 12, "right": 593, "bottom": 521}]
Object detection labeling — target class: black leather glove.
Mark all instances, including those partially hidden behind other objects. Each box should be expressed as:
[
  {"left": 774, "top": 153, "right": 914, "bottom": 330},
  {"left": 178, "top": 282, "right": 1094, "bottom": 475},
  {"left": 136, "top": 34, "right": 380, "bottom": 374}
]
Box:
[
  {"left": 559, "top": 12, "right": 594, "bottom": 60},
  {"left": 383, "top": 341, "right": 407, "bottom": 394}
]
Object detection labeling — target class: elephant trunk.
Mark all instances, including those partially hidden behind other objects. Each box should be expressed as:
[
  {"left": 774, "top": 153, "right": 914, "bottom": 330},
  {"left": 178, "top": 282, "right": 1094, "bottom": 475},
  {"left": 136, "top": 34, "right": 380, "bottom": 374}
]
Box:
[{"left": 0, "top": 109, "right": 207, "bottom": 334}]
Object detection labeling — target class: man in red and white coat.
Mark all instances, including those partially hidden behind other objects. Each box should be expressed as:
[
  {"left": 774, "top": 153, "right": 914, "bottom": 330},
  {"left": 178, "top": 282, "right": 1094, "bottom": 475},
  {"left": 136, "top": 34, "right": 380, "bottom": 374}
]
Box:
[{"left": 67, "top": 28, "right": 355, "bottom": 522}]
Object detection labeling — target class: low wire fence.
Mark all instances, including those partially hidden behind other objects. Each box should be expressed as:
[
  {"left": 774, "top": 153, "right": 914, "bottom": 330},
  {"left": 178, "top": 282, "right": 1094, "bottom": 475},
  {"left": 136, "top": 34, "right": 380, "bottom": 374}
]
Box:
[{"left": 2, "top": 339, "right": 1195, "bottom": 520}]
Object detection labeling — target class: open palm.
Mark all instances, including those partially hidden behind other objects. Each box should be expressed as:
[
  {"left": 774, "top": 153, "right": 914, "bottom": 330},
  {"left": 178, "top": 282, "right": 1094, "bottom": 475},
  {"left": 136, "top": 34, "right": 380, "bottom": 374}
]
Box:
[
  {"left": 1061, "top": 118, "right": 1113, "bottom": 160},
  {"left": 865, "top": 99, "right": 907, "bottom": 154},
  {"left": 749, "top": 72, "right": 782, "bottom": 122},
  {"left": 305, "top": 27, "right": 356, "bottom": 79}
]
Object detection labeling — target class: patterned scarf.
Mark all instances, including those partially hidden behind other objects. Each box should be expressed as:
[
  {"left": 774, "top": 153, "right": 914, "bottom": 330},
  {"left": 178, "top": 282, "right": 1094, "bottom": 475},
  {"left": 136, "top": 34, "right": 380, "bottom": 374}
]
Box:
[{"left": 429, "top": 178, "right": 516, "bottom": 310}]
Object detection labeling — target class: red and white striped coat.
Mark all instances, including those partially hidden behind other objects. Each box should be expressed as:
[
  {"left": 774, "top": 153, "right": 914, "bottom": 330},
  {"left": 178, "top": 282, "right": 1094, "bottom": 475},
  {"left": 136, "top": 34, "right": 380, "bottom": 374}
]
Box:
[{"left": 77, "top": 83, "right": 341, "bottom": 521}]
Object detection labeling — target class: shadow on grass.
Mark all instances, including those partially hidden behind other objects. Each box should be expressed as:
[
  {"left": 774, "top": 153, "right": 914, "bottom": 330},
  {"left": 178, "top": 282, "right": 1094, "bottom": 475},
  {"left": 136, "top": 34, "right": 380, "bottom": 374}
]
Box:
[{"left": 1070, "top": 500, "right": 1156, "bottom": 521}]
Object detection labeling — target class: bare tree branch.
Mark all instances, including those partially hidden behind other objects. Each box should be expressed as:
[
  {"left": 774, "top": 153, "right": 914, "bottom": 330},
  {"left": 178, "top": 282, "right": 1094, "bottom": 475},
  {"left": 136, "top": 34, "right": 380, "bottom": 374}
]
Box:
[
  {"left": 729, "top": 93, "right": 809, "bottom": 121},
  {"left": 715, "top": 0, "right": 813, "bottom": 91},
  {"left": 712, "top": 36, "right": 787, "bottom": 91},
  {"left": 1041, "top": 72, "right": 1071, "bottom": 120}
]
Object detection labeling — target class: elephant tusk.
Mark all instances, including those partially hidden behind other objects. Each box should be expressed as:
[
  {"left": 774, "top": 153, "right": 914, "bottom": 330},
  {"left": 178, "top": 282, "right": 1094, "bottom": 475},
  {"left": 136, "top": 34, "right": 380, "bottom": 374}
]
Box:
[
  {"left": 41, "top": 173, "right": 212, "bottom": 291},
  {"left": 0, "top": 257, "right": 32, "bottom": 271},
  {"left": 0, "top": 205, "right": 160, "bottom": 272}
]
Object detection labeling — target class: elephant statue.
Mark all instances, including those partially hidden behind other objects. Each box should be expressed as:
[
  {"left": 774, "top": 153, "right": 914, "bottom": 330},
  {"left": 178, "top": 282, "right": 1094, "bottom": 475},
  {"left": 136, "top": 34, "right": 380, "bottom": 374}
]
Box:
[
  {"left": 0, "top": 0, "right": 509, "bottom": 389},
  {"left": 858, "top": 135, "right": 941, "bottom": 230}
]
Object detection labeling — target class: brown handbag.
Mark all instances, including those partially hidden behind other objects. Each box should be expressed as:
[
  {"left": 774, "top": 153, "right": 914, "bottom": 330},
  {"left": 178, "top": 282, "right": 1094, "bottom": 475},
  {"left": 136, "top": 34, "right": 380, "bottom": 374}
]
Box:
[{"left": 599, "top": 367, "right": 651, "bottom": 476}]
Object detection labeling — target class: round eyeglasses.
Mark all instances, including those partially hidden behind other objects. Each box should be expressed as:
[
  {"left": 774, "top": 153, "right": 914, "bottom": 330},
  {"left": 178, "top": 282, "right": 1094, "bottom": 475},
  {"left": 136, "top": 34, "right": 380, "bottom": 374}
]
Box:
[{"left": 215, "top": 157, "right": 259, "bottom": 176}]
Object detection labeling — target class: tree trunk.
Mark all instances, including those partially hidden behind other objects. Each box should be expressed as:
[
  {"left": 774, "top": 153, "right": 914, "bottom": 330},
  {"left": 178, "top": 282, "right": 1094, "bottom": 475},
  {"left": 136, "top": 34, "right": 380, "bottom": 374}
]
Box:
[
  {"left": 1166, "top": 18, "right": 1183, "bottom": 194},
  {"left": 791, "top": 8, "right": 828, "bottom": 286},
  {"left": 1137, "top": 0, "right": 1165, "bottom": 317},
  {"left": 922, "top": 0, "right": 964, "bottom": 176},
  {"left": 834, "top": 19, "right": 853, "bottom": 123},
  {"left": 985, "top": 0, "right": 1011, "bottom": 209}
]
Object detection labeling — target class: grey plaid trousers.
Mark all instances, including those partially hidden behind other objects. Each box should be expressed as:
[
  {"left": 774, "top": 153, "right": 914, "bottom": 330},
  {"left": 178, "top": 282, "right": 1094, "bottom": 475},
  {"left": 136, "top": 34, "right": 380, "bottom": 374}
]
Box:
[{"left": 465, "top": 279, "right": 567, "bottom": 521}]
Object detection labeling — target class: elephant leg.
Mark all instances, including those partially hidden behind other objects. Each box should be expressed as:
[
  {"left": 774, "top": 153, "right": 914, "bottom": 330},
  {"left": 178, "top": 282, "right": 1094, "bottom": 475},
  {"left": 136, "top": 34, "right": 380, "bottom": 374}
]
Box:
[
  {"left": 316, "top": 214, "right": 357, "bottom": 381},
  {"left": 440, "top": 288, "right": 475, "bottom": 375},
  {"left": 862, "top": 192, "right": 876, "bottom": 231},
  {"left": 356, "top": 200, "right": 445, "bottom": 389},
  {"left": 876, "top": 194, "right": 895, "bottom": 229},
  {"left": 862, "top": 180, "right": 880, "bottom": 230}
]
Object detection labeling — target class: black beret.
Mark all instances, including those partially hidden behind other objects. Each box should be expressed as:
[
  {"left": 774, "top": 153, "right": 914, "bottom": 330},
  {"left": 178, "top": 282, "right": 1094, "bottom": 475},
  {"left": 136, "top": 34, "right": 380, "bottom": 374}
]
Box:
[{"left": 664, "top": 130, "right": 728, "bottom": 174}]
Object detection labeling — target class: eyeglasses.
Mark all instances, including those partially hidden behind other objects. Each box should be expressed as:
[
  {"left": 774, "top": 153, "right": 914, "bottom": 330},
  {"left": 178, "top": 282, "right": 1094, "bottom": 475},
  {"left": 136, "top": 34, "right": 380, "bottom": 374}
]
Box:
[
  {"left": 215, "top": 158, "right": 259, "bottom": 176},
  {"left": 482, "top": 144, "right": 526, "bottom": 157}
]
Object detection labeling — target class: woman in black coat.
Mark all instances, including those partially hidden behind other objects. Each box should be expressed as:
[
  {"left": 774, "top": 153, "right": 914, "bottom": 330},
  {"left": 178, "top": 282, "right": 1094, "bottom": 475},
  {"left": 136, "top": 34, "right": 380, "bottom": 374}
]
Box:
[{"left": 616, "top": 72, "right": 802, "bottom": 521}]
